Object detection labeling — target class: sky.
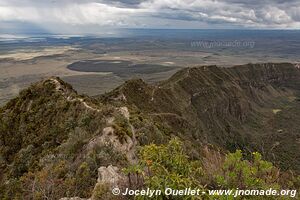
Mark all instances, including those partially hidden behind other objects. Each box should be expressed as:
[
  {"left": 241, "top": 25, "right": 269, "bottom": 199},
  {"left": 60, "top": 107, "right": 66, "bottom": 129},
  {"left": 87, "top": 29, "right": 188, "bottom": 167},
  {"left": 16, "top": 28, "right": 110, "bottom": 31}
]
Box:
[{"left": 0, "top": 0, "right": 300, "bottom": 35}]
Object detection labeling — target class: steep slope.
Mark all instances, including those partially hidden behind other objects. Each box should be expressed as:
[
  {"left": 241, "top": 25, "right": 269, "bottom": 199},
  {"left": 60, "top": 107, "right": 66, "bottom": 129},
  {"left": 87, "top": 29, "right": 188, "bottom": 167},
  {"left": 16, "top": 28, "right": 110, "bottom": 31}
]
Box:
[
  {"left": 0, "top": 77, "right": 163, "bottom": 199},
  {"left": 1, "top": 63, "right": 300, "bottom": 199},
  {"left": 102, "top": 63, "right": 300, "bottom": 171}
]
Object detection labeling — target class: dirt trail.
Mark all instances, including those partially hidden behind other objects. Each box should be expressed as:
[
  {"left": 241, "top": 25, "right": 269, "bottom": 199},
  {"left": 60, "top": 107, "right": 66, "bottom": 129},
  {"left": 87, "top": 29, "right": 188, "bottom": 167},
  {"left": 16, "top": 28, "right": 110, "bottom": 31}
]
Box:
[
  {"left": 50, "top": 78, "right": 101, "bottom": 112},
  {"left": 50, "top": 78, "right": 138, "bottom": 164},
  {"left": 149, "top": 112, "right": 182, "bottom": 118}
]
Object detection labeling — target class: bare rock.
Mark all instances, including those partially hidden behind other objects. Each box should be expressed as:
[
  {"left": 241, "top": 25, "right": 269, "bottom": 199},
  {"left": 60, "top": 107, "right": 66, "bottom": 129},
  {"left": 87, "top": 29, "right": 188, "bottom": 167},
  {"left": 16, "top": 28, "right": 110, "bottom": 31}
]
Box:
[{"left": 97, "top": 165, "right": 127, "bottom": 187}]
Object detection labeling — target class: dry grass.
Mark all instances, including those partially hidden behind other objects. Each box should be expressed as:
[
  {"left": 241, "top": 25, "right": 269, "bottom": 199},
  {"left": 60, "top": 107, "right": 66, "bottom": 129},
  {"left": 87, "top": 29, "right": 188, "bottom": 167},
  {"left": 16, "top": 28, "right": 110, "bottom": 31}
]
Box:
[{"left": 201, "top": 145, "right": 225, "bottom": 182}]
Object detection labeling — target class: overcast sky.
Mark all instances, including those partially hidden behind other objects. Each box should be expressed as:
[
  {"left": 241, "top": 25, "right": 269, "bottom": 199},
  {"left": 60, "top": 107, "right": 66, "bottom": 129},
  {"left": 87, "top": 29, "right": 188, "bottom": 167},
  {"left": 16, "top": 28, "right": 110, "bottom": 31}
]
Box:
[{"left": 0, "top": 0, "right": 299, "bottom": 34}]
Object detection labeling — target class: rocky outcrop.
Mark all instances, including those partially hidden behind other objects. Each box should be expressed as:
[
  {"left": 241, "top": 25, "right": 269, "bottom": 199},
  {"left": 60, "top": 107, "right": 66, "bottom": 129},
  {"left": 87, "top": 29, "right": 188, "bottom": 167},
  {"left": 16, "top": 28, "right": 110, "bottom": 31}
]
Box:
[
  {"left": 91, "top": 165, "right": 128, "bottom": 200},
  {"left": 86, "top": 125, "right": 137, "bottom": 164},
  {"left": 85, "top": 106, "right": 138, "bottom": 164},
  {"left": 97, "top": 165, "right": 127, "bottom": 187},
  {"left": 1, "top": 63, "right": 300, "bottom": 200}
]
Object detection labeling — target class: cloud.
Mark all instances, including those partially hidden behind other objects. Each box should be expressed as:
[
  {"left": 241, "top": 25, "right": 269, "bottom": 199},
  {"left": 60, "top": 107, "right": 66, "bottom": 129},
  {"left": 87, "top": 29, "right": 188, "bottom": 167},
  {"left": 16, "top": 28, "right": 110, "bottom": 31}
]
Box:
[
  {"left": 139, "top": 0, "right": 300, "bottom": 28},
  {"left": 0, "top": 2, "right": 140, "bottom": 25},
  {"left": 0, "top": 0, "right": 299, "bottom": 34}
]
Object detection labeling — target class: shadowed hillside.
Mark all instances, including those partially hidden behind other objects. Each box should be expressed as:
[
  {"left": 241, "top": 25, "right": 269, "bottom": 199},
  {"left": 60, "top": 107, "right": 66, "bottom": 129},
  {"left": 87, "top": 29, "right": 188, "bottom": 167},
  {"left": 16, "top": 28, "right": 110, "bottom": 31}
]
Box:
[
  {"left": 102, "top": 63, "right": 300, "bottom": 171},
  {"left": 1, "top": 63, "right": 300, "bottom": 199}
]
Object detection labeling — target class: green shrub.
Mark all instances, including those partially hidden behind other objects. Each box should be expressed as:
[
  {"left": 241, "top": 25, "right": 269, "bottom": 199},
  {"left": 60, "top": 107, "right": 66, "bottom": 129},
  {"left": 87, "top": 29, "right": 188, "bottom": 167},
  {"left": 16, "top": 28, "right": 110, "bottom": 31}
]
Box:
[
  {"left": 124, "top": 139, "right": 298, "bottom": 200},
  {"left": 125, "top": 138, "right": 205, "bottom": 200},
  {"left": 215, "top": 150, "right": 280, "bottom": 190},
  {"left": 113, "top": 115, "right": 133, "bottom": 142}
]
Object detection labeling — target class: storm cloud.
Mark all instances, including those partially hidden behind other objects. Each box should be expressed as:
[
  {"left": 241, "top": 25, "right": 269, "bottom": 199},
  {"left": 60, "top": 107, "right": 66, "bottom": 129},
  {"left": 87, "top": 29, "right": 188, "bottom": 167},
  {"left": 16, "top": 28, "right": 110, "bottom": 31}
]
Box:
[{"left": 0, "top": 0, "right": 299, "bottom": 34}]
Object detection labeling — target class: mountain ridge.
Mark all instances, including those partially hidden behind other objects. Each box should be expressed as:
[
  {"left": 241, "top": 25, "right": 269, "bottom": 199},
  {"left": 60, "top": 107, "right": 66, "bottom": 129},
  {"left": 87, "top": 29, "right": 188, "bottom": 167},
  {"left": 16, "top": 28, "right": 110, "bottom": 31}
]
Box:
[
  {"left": 1, "top": 62, "right": 300, "bottom": 199},
  {"left": 101, "top": 62, "right": 300, "bottom": 169}
]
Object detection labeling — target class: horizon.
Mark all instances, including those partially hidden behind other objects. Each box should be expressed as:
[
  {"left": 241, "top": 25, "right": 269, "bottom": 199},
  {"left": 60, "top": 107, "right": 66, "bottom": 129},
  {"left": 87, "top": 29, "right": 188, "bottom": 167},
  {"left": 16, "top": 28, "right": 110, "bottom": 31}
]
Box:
[{"left": 1, "top": 28, "right": 300, "bottom": 38}]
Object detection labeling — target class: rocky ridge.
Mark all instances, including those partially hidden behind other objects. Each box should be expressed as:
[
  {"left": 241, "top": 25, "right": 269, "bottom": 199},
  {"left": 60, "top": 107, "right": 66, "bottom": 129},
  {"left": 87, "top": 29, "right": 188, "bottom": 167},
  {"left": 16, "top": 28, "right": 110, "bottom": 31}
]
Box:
[{"left": 1, "top": 63, "right": 300, "bottom": 199}]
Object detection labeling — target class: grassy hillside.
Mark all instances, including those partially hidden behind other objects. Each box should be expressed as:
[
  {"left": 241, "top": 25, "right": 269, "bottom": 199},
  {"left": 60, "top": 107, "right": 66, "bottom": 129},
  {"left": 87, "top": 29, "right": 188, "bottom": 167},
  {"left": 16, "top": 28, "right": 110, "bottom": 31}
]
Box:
[
  {"left": 0, "top": 77, "right": 164, "bottom": 199},
  {"left": 0, "top": 63, "right": 300, "bottom": 199},
  {"left": 102, "top": 63, "right": 300, "bottom": 171}
]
